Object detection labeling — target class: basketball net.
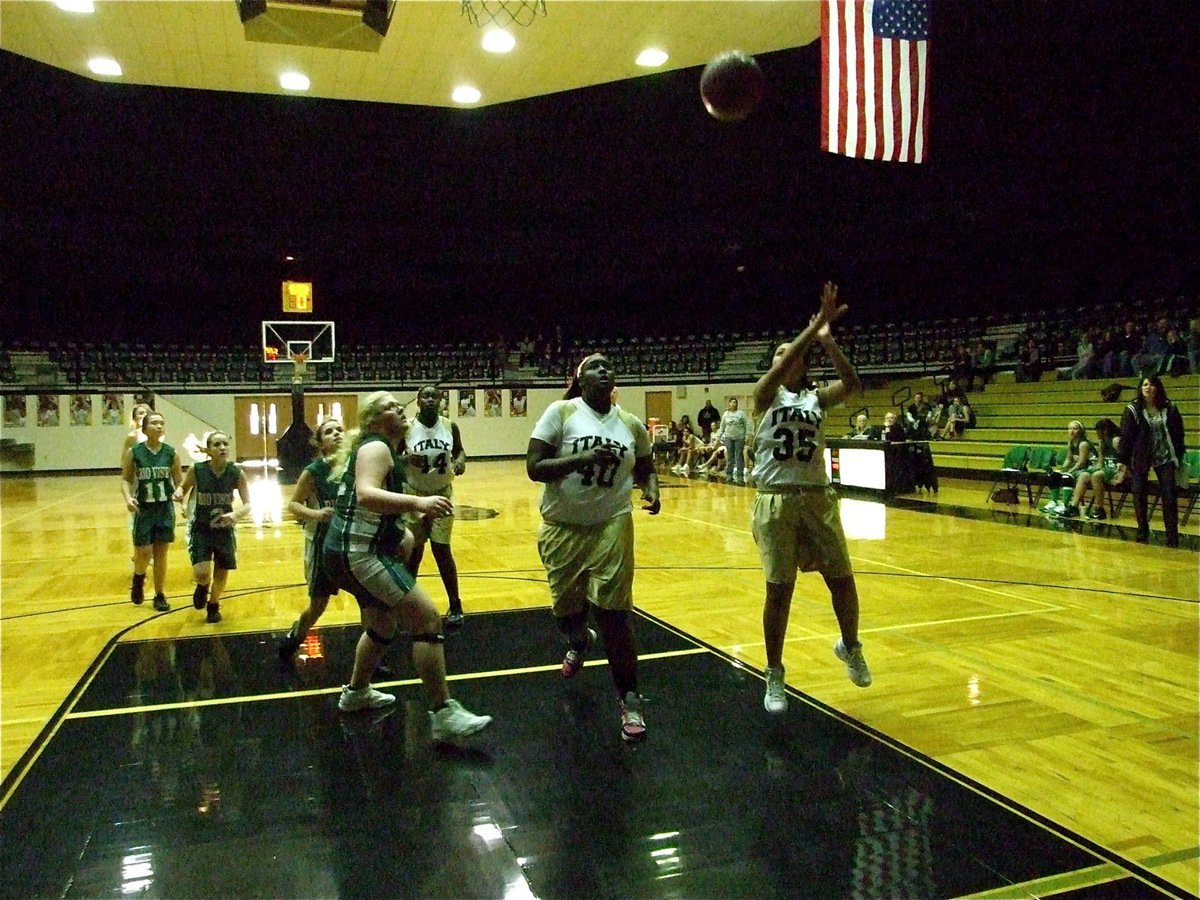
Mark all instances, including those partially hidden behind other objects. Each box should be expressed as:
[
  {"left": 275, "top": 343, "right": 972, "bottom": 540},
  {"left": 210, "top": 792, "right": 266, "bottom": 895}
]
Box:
[
  {"left": 461, "top": 0, "right": 546, "bottom": 28},
  {"left": 290, "top": 350, "right": 309, "bottom": 383}
]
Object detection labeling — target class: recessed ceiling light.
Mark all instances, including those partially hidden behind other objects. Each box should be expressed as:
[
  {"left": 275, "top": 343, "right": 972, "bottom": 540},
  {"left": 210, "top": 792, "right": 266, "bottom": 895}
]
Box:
[
  {"left": 452, "top": 85, "right": 481, "bottom": 105},
  {"left": 87, "top": 57, "right": 122, "bottom": 77},
  {"left": 279, "top": 72, "right": 310, "bottom": 91},
  {"left": 636, "top": 48, "right": 669, "bottom": 67},
  {"left": 481, "top": 29, "right": 515, "bottom": 53},
  {"left": 54, "top": 0, "right": 95, "bottom": 12}
]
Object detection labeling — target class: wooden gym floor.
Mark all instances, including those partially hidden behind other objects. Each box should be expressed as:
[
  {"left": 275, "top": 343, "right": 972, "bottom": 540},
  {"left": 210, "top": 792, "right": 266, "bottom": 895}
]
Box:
[{"left": 1, "top": 464, "right": 1196, "bottom": 897}]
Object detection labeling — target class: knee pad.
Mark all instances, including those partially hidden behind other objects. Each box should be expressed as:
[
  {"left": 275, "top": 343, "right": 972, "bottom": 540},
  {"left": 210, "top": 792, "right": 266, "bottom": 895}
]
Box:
[
  {"left": 366, "top": 627, "right": 395, "bottom": 646},
  {"left": 411, "top": 632, "right": 445, "bottom": 645}
]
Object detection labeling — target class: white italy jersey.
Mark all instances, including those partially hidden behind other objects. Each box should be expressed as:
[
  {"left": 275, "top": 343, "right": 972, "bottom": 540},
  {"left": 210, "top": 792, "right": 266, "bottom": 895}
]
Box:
[
  {"left": 404, "top": 416, "right": 455, "bottom": 493},
  {"left": 752, "top": 387, "right": 829, "bottom": 489},
  {"left": 531, "top": 398, "right": 651, "bottom": 526}
]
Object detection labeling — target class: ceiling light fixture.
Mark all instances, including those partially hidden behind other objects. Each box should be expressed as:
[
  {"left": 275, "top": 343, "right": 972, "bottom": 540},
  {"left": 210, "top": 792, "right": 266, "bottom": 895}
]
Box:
[
  {"left": 636, "top": 48, "right": 668, "bottom": 67},
  {"left": 87, "top": 57, "right": 122, "bottom": 77},
  {"left": 54, "top": 0, "right": 95, "bottom": 12},
  {"left": 481, "top": 29, "right": 515, "bottom": 53},
  {"left": 279, "top": 72, "right": 310, "bottom": 91},
  {"left": 452, "top": 85, "right": 482, "bottom": 104}
]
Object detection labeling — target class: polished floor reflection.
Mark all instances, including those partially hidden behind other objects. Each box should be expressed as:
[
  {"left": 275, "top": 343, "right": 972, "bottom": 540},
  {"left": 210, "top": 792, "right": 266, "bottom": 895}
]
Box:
[{"left": 0, "top": 610, "right": 1181, "bottom": 899}]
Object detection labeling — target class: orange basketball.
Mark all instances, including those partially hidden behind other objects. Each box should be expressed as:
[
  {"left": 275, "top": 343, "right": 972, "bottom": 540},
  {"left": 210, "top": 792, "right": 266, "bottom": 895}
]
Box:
[{"left": 699, "top": 50, "right": 765, "bottom": 122}]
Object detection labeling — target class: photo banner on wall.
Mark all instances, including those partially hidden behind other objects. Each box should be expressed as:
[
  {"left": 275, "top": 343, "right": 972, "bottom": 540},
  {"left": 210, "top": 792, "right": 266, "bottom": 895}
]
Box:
[
  {"left": 484, "top": 388, "right": 502, "bottom": 417},
  {"left": 510, "top": 389, "right": 527, "bottom": 417}
]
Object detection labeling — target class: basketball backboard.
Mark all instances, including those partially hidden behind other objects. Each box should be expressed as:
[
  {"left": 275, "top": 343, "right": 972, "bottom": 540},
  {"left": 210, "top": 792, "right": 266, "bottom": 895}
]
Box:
[{"left": 262, "top": 321, "right": 335, "bottom": 364}]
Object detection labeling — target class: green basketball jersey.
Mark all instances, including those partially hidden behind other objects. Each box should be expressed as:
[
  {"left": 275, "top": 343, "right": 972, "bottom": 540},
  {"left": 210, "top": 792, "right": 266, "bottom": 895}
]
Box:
[
  {"left": 131, "top": 442, "right": 176, "bottom": 506},
  {"left": 190, "top": 460, "right": 241, "bottom": 530},
  {"left": 326, "top": 434, "right": 408, "bottom": 558}
]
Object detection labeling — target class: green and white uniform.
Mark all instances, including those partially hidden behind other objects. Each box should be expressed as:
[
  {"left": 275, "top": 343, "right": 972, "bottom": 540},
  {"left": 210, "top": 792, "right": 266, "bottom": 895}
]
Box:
[
  {"left": 187, "top": 460, "right": 241, "bottom": 569},
  {"left": 131, "top": 441, "right": 177, "bottom": 546},
  {"left": 322, "top": 435, "right": 414, "bottom": 609},
  {"left": 302, "top": 457, "right": 340, "bottom": 598}
]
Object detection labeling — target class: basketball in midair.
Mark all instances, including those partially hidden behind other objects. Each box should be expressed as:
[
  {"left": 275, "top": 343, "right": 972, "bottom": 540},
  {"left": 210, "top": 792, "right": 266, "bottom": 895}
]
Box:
[{"left": 699, "top": 50, "right": 765, "bottom": 122}]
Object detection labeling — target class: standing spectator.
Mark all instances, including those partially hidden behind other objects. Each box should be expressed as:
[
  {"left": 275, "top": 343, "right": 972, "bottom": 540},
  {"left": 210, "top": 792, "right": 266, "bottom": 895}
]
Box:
[
  {"left": 323, "top": 391, "right": 492, "bottom": 740},
  {"left": 697, "top": 399, "right": 720, "bottom": 442},
  {"left": 526, "top": 352, "right": 660, "bottom": 742},
  {"left": 751, "top": 282, "right": 872, "bottom": 717},
  {"left": 719, "top": 397, "right": 752, "bottom": 485},
  {"left": 1115, "top": 376, "right": 1186, "bottom": 547},
  {"left": 122, "top": 411, "right": 183, "bottom": 612},
  {"left": 402, "top": 385, "right": 469, "bottom": 628}
]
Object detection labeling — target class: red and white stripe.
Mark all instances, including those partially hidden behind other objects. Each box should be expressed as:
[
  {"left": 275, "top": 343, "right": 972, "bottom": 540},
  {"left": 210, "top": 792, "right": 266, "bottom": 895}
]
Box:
[{"left": 821, "top": 0, "right": 929, "bottom": 164}]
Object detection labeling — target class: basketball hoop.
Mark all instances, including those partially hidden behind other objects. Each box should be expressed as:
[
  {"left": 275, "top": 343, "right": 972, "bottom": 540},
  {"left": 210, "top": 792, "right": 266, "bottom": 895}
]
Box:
[
  {"left": 461, "top": 0, "right": 546, "bottom": 29},
  {"left": 290, "top": 350, "right": 309, "bottom": 380}
]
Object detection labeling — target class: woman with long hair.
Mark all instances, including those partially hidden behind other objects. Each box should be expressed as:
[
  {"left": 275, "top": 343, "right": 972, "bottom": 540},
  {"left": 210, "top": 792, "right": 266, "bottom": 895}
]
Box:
[
  {"left": 322, "top": 391, "right": 491, "bottom": 742},
  {"left": 527, "top": 353, "right": 660, "bottom": 742},
  {"left": 1045, "top": 421, "right": 1094, "bottom": 517},
  {"left": 279, "top": 418, "right": 345, "bottom": 658},
  {"left": 1080, "top": 418, "right": 1119, "bottom": 520},
  {"left": 1115, "top": 376, "right": 1186, "bottom": 546}
]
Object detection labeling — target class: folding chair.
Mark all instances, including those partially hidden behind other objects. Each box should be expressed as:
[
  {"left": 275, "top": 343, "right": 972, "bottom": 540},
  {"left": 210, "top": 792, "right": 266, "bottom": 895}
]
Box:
[
  {"left": 1177, "top": 450, "right": 1200, "bottom": 527},
  {"left": 1022, "top": 446, "right": 1058, "bottom": 507},
  {"left": 988, "top": 445, "right": 1030, "bottom": 503}
]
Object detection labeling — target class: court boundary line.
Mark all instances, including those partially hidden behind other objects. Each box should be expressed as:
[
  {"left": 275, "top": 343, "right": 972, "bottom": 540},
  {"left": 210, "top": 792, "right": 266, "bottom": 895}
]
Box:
[{"left": 635, "top": 607, "right": 1194, "bottom": 900}]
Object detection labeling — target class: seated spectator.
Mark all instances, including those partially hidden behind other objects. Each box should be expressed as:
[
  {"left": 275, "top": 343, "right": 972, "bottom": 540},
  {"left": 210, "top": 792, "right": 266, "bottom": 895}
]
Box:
[
  {"left": 1080, "top": 418, "right": 1120, "bottom": 520},
  {"left": 1041, "top": 420, "right": 1094, "bottom": 516},
  {"left": 881, "top": 411, "right": 906, "bottom": 442},
  {"left": 1096, "top": 326, "right": 1122, "bottom": 379},
  {"left": 939, "top": 394, "right": 972, "bottom": 440},
  {"left": 1115, "top": 320, "right": 1142, "bottom": 377},
  {"left": 1056, "top": 328, "right": 1098, "bottom": 380},
  {"left": 1016, "top": 336, "right": 1044, "bottom": 383},
  {"left": 1131, "top": 316, "right": 1171, "bottom": 377},
  {"left": 904, "top": 391, "right": 936, "bottom": 439},
  {"left": 846, "top": 413, "right": 880, "bottom": 440},
  {"left": 1162, "top": 327, "right": 1187, "bottom": 376},
  {"left": 1187, "top": 318, "right": 1200, "bottom": 376},
  {"left": 950, "top": 343, "right": 975, "bottom": 390},
  {"left": 971, "top": 341, "right": 994, "bottom": 390},
  {"left": 671, "top": 430, "right": 715, "bottom": 477}
]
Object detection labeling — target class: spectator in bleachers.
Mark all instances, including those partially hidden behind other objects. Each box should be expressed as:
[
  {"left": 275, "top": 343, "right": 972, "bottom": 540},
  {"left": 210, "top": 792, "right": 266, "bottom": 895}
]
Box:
[
  {"left": 697, "top": 399, "right": 720, "bottom": 442},
  {"left": 1115, "top": 320, "right": 1142, "bottom": 377},
  {"left": 971, "top": 341, "right": 994, "bottom": 390},
  {"left": 1042, "top": 420, "right": 1094, "bottom": 516},
  {"left": 1096, "top": 326, "right": 1123, "bottom": 378},
  {"left": 1056, "top": 328, "right": 1098, "bottom": 380},
  {"left": 1187, "top": 318, "right": 1200, "bottom": 375},
  {"left": 950, "top": 343, "right": 975, "bottom": 391},
  {"left": 939, "top": 393, "right": 972, "bottom": 440},
  {"left": 1115, "top": 375, "right": 1186, "bottom": 546},
  {"left": 845, "top": 413, "right": 879, "bottom": 440},
  {"left": 904, "top": 391, "right": 935, "bottom": 439},
  {"left": 1131, "top": 316, "right": 1171, "bottom": 378},
  {"left": 1080, "top": 418, "right": 1120, "bottom": 520},
  {"left": 1162, "top": 327, "right": 1187, "bottom": 376},
  {"left": 1016, "top": 335, "right": 1044, "bottom": 383}
]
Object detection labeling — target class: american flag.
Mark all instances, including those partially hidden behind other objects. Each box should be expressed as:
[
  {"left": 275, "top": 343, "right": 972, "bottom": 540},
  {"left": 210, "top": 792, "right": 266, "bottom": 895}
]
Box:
[{"left": 821, "top": 0, "right": 930, "bottom": 164}]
